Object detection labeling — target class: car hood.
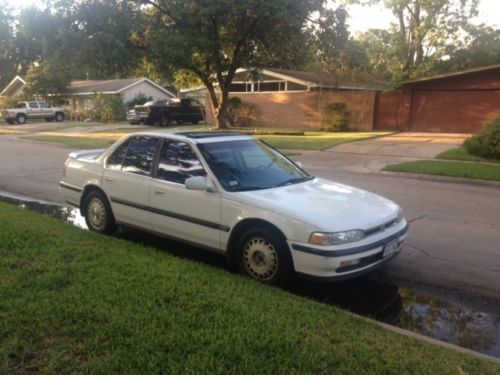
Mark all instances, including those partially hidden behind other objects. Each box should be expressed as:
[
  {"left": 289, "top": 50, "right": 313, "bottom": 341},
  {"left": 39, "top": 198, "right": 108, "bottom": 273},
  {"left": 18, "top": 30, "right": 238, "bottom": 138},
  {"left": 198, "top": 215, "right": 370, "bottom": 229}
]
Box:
[{"left": 235, "top": 178, "right": 400, "bottom": 232}]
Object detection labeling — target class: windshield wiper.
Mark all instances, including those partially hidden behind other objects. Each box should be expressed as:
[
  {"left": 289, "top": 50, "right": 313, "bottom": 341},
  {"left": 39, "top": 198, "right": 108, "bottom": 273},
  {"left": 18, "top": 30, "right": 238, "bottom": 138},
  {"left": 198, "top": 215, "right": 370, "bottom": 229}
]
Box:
[
  {"left": 233, "top": 185, "right": 269, "bottom": 192},
  {"left": 276, "top": 176, "right": 314, "bottom": 187}
]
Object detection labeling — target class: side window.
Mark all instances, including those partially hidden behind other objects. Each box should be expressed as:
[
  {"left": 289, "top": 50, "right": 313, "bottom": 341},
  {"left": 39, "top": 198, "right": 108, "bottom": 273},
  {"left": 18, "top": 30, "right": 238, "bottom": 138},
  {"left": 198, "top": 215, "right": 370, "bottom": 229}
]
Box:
[
  {"left": 29, "top": 102, "right": 38, "bottom": 108},
  {"left": 122, "top": 136, "right": 159, "bottom": 175},
  {"left": 157, "top": 140, "right": 206, "bottom": 184},
  {"left": 106, "top": 138, "right": 132, "bottom": 170},
  {"left": 39, "top": 102, "right": 49, "bottom": 108}
]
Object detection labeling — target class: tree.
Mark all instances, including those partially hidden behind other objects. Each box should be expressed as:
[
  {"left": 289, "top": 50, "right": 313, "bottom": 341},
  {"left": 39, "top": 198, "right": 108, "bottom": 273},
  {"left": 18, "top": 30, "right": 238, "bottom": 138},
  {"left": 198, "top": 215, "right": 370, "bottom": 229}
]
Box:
[
  {"left": 350, "top": 0, "right": 480, "bottom": 80},
  {"left": 142, "top": 0, "right": 324, "bottom": 128},
  {"left": 0, "top": 7, "right": 16, "bottom": 89},
  {"left": 23, "top": 61, "right": 72, "bottom": 100}
]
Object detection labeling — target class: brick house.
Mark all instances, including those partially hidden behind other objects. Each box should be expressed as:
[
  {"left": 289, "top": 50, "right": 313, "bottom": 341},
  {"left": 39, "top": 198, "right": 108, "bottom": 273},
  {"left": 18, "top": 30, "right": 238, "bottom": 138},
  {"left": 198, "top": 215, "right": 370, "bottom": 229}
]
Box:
[
  {"left": 183, "top": 68, "right": 387, "bottom": 130},
  {"left": 375, "top": 64, "right": 500, "bottom": 133}
]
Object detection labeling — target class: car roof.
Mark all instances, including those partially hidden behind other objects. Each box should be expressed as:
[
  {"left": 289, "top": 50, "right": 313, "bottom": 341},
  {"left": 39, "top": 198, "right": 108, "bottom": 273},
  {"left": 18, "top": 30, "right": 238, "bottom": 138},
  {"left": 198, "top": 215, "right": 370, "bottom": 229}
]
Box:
[{"left": 125, "top": 130, "right": 254, "bottom": 144}]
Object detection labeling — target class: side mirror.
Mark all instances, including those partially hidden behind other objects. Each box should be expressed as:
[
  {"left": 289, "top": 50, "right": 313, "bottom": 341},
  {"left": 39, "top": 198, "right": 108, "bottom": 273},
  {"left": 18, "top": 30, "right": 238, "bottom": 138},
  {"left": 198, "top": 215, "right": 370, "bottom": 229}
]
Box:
[
  {"left": 295, "top": 161, "right": 304, "bottom": 169},
  {"left": 185, "top": 176, "right": 215, "bottom": 192}
]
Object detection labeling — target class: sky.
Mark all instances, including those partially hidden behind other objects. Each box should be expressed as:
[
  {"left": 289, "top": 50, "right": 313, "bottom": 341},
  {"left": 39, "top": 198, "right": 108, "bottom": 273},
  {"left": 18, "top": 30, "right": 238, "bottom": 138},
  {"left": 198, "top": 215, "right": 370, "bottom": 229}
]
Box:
[
  {"left": 343, "top": 0, "right": 500, "bottom": 33},
  {"left": 3, "top": 0, "right": 500, "bottom": 34}
]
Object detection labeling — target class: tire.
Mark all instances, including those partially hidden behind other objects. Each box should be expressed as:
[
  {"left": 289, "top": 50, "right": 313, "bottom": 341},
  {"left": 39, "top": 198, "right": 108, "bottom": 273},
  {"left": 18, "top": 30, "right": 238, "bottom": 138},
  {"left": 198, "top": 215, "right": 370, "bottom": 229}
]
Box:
[
  {"left": 45, "top": 117, "right": 54, "bottom": 122},
  {"left": 236, "top": 228, "right": 293, "bottom": 285},
  {"left": 83, "top": 190, "right": 116, "bottom": 234},
  {"left": 192, "top": 120, "right": 199, "bottom": 125},
  {"left": 160, "top": 115, "right": 170, "bottom": 127},
  {"left": 16, "top": 114, "right": 26, "bottom": 124},
  {"left": 176, "top": 119, "right": 184, "bottom": 125},
  {"left": 54, "top": 112, "right": 64, "bottom": 122}
]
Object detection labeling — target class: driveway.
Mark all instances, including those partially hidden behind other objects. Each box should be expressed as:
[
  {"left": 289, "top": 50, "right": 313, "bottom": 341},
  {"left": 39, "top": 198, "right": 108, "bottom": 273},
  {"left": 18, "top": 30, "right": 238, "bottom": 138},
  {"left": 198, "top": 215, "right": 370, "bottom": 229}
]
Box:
[
  {"left": 298, "top": 132, "right": 467, "bottom": 175},
  {"left": 0, "top": 131, "right": 499, "bottom": 303}
]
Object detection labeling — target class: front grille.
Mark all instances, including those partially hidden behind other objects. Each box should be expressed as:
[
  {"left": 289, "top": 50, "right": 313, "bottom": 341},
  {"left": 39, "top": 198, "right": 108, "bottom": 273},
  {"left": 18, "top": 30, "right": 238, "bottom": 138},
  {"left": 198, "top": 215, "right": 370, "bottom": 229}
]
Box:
[{"left": 365, "top": 218, "right": 398, "bottom": 237}]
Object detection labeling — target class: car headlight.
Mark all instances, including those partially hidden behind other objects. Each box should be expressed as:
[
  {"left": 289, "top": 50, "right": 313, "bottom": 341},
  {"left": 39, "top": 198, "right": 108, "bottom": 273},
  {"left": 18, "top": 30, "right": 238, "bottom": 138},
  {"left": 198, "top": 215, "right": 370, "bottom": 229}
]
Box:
[{"left": 309, "top": 229, "right": 365, "bottom": 246}]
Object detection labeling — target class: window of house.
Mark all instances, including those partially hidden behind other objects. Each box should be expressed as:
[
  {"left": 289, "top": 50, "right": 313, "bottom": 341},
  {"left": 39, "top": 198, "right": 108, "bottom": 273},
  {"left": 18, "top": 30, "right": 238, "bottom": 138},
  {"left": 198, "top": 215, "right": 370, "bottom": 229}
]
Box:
[
  {"left": 229, "top": 83, "right": 247, "bottom": 92},
  {"left": 287, "top": 82, "right": 307, "bottom": 91},
  {"left": 156, "top": 140, "right": 206, "bottom": 184}
]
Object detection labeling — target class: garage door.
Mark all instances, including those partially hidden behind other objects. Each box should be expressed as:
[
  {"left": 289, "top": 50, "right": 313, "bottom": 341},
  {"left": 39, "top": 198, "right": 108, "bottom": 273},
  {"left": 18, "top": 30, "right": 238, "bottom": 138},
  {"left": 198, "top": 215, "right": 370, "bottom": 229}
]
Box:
[{"left": 411, "top": 90, "right": 500, "bottom": 133}]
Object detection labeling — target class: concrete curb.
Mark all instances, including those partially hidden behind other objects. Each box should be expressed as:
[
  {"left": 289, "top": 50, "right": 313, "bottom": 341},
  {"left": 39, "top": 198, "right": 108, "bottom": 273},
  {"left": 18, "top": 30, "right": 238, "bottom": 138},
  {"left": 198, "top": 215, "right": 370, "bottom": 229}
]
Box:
[
  {"left": 366, "top": 317, "right": 500, "bottom": 364},
  {"left": 380, "top": 171, "right": 500, "bottom": 188}
]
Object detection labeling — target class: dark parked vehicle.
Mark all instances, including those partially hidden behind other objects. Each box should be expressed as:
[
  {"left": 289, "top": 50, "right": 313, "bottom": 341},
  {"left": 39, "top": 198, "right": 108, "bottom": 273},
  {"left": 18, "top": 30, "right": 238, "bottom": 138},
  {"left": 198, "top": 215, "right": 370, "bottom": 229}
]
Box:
[{"left": 127, "top": 98, "right": 204, "bottom": 126}]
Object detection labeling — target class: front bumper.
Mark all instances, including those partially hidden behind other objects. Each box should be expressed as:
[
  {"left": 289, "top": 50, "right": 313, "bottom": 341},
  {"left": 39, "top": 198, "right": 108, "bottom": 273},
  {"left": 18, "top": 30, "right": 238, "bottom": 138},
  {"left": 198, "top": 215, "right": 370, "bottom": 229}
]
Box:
[{"left": 289, "top": 221, "right": 409, "bottom": 280}]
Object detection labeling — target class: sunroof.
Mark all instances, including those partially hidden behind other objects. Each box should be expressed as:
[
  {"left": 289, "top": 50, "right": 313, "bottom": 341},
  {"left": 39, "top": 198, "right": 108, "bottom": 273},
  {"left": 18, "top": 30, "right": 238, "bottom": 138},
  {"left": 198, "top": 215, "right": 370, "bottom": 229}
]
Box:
[{"left": 176, "top": 131, "right": 245, "bottom": 139}]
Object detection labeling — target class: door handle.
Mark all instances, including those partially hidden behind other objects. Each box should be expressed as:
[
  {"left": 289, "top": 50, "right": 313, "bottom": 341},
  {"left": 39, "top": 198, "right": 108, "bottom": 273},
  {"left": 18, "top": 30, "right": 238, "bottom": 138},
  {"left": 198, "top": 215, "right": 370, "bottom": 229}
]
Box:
[
  {"left": 154, "top": 189, "right": 166, "bottom": 195},
  {"left": 104, "top": 176, "right": 116, "bottom": 182}
]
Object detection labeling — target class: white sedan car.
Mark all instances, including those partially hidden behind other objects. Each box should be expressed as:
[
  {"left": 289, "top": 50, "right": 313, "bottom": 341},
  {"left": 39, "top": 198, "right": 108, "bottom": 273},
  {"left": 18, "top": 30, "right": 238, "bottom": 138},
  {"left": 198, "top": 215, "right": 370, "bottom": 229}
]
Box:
[{"left": 60, "top": 131, "right": 408, "bottom": 285}]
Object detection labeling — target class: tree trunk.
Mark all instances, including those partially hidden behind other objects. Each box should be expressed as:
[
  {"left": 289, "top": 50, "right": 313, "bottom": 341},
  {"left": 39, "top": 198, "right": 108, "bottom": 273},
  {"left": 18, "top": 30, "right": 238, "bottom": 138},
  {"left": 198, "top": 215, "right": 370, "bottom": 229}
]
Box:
[{"left": 215, "top": 89, "right": 229, "bottom": 129}]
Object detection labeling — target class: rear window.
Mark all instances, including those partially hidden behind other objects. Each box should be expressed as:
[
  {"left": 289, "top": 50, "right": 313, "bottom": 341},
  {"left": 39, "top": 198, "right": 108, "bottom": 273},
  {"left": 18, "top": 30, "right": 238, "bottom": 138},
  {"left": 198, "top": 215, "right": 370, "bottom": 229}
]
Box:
[{"left": 121, "top": 136, "right": 160, "bottom": 175}]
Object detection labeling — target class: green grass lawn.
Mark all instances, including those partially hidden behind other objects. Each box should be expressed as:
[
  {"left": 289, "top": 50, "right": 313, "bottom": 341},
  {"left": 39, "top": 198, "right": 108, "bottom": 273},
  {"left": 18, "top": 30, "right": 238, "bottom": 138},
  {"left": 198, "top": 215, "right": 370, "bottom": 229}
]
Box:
[
  {"left": 19, "top": 130, "right": 392, "bottom": 151},
  {"left": 23, "top": 135, "right": 114, "bottom": 149},
  {"left": 437, "top": 147, "right": 500, "bottom": 164},
  {"left": 1, "top": 202, "right": 498, "bottom": 373},
  {"left": 384, "top": 160, "right": 500, "bottom": 181},
  {"left": 260, "top": 132, "right": 392, "bottom": 150}
]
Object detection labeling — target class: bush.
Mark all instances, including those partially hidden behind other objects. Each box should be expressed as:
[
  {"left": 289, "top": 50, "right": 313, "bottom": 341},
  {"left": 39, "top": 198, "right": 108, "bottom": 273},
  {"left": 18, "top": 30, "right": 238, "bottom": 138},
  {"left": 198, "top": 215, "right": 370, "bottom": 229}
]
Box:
[
  {"left": 321, "top": 102, "right": 352, "bottom": 132},
  {"left": 91, "top": 93, "right": 126, "bottom": 123},
  {"left": 464, "top": 118, "right": 500, "bottom": 160},
  {"left": 226, "top": 96, "right": 242, "bottom": 126},
  {"left": 125, "top": 93, "right": 153, "bottom": 109},
  {"left": 225, "top": 96, "right": 258, "bottom": 127}
]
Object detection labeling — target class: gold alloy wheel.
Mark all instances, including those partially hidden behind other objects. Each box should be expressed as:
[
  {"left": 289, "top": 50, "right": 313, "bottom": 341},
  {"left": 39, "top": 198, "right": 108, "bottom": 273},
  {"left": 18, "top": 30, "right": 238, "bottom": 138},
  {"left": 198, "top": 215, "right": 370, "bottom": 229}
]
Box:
[
  {"left": 87, "top": 197, "right": 107, "bottom": 231},
  {"left": 243, "top": 237, "right": 279, "bottom": 281}
]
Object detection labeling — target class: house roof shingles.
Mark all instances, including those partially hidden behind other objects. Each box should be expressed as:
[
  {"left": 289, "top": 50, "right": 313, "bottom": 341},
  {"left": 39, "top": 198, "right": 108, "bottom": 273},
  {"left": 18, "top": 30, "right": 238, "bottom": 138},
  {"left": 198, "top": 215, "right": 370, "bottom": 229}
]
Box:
[{"left": 60, "top": 78, "right": 142, "bottom": 95}]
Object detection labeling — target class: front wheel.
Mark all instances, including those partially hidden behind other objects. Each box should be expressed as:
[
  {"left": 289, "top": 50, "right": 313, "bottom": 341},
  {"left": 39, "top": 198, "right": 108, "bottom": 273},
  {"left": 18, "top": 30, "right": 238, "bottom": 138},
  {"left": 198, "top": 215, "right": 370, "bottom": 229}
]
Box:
[
  {"left": 83, "top": 191, "right": 116, "bottom": 234},
  {"left": 236, "top": 228, "right": 293, "bottom": 285},
  {"left": 54, "top": 112, "right": 64, "bottom": 122}
]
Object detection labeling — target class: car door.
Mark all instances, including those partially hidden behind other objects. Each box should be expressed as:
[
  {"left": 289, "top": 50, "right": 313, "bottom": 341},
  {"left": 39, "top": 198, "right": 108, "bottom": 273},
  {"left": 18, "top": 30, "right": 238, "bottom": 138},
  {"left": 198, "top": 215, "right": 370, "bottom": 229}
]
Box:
[
  {"left": 102, "top": 135, "right": 160, "bottom": 229},
  {"left": 27, "top": 102, "right": 41, "bottom": 118},
  {"left": 150, "top": 139, "right": 222, "bottom": 250},
  {"left": 38, "top": 102, "right": 52, "bottom": 118}
]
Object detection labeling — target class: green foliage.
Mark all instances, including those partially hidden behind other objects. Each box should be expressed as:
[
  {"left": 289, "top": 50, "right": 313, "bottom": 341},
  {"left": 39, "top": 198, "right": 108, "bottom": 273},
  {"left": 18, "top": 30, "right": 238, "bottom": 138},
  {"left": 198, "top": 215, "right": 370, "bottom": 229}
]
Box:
[
  {"left": 125, "top": 93, "right": 153, "bottom": 109},
  {"left": 145, "top": 0, "right": 323, "bottom": 128},
  {"left": 464, "top": 118, "right": 500, "bottom": 160},
  {"left": 23, "top": 61, "right": 72, "bottom": 99},
  {"left": 321, "top": 102, "right": 352, "bottom": 132},
  {"left": 353, "top": 0, "right": 482, "bottom": 82},
  {"left": 91, "top": 93, "right": 126, "bottom": 123},
  {"left": 0, "top": 96, "right": 19, "bottom": 109},
  {"left": 225, "top": 96, "right": 242, "bottom": 126}
]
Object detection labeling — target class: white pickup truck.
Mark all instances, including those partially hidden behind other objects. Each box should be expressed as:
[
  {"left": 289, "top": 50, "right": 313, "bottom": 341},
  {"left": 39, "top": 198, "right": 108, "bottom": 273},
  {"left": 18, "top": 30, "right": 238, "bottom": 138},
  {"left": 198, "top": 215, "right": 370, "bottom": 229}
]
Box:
[{"left": 1, "top": 101, "right": 65, "bottom": 124}]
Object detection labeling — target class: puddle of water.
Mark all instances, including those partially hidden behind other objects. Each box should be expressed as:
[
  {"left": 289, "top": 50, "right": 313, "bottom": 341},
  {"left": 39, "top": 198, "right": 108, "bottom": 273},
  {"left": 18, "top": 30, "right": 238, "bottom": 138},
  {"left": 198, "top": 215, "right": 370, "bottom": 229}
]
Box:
[
  {"left": 0, "top": 191, "right": 87, "bottom": 229},
  {"left": 1, "top": 193, "right": 499, "bottom": 359}
]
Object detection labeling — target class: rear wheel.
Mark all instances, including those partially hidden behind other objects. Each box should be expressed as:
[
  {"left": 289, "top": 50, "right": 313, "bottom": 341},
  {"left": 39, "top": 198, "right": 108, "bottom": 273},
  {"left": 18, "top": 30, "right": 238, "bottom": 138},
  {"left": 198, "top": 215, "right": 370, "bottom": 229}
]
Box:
[
  {"left": 83, "top": 191, "right": 116, "bottom": 234},
  {"left": 236, "top": 228, "right": 293, "bottom": 285},
  {"left": 16, "top": 114, "right": 26, "bottom": 124}
]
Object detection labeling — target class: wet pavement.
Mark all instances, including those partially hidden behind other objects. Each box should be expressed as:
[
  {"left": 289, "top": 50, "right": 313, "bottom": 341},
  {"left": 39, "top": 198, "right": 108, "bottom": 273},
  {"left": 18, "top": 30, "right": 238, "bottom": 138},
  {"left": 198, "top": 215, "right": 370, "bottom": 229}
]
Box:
[{"left": 1, "top": 193, "right": 499, "bottom": 359}]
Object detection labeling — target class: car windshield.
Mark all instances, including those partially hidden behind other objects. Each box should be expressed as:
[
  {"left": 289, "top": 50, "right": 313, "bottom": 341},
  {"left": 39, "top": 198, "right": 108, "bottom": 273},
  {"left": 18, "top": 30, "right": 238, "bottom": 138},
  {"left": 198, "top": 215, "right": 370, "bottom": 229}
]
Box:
[{"left": 197, "top": 139, "right": 313, "bottom": 192}]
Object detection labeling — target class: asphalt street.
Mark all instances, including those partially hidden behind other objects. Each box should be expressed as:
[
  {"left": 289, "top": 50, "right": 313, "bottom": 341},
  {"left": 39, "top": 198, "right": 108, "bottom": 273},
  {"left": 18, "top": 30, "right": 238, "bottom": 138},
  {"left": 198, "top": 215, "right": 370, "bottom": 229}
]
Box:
[{"left": 0, "top": 135, "right": 499, "bottom": 301}]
